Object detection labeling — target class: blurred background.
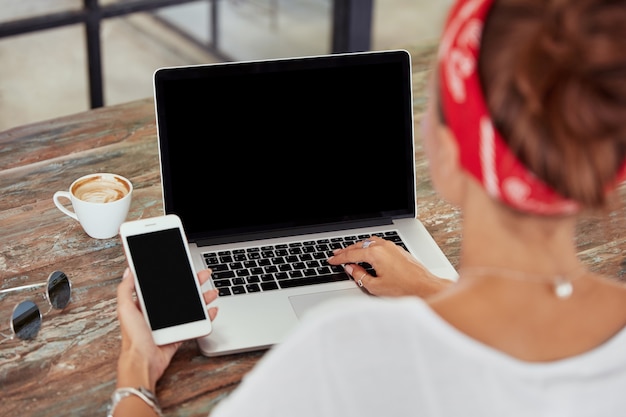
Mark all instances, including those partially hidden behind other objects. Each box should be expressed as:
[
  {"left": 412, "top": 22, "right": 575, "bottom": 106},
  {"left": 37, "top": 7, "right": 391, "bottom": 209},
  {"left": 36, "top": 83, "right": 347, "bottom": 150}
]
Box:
[{"left": 0, "top": 0, "right": 452, "bottom": 132}]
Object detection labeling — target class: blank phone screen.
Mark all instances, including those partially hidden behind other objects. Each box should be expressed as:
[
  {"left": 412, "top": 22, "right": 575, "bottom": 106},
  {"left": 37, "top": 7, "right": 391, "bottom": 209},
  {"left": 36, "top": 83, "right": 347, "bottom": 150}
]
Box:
[{"left": 126, "top": 228, "right": 206, "bottom": 330}]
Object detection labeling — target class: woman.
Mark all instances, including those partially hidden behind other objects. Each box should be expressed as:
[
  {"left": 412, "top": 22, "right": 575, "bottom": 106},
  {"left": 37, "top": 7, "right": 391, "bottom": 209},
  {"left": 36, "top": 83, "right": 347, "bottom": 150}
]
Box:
[{"left": 112, "top": 0, "right": 626, "bottom": 415}]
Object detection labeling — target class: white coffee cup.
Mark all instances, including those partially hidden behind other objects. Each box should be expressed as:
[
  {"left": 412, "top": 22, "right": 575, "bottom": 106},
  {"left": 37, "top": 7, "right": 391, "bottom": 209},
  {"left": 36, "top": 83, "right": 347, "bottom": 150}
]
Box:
[{"left": 53, "top": 173, "right": 133, "bottom": 239}]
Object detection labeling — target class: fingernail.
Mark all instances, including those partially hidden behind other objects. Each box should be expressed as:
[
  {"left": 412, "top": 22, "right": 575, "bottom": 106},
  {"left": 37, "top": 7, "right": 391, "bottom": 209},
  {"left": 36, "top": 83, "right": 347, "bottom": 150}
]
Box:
[
  {"left": 123, "top": 268, "right": 130, "bottom": 279},
  {"left": 344, "top": 264, "right": 354, "bottom": 275}
]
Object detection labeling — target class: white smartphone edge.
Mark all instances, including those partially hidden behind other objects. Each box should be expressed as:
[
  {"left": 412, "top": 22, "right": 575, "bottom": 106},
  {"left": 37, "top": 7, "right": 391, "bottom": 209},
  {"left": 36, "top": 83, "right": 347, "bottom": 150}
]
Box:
[{"left": 119, "top": 214, "right": 212, "bottom": 345}]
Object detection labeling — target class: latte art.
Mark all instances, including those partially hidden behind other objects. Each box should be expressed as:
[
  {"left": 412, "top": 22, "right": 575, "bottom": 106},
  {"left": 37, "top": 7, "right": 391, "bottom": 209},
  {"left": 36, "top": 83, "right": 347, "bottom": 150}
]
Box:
[{"left": 72, "top": 175, "right": 130, "bottom": 203}]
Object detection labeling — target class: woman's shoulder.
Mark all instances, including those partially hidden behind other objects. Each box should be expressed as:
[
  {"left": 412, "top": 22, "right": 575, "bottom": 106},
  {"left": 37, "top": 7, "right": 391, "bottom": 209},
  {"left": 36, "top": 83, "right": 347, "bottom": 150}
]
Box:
[{"left": 306, "top": 291, "right": 626, "bottom": 370}]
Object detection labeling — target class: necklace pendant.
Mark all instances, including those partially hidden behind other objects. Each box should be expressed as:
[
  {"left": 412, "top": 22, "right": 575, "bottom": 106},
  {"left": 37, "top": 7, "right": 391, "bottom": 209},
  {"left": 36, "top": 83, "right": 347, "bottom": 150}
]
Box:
[{"left": 554, "top": 277, "right": 573, "bottom": 299}]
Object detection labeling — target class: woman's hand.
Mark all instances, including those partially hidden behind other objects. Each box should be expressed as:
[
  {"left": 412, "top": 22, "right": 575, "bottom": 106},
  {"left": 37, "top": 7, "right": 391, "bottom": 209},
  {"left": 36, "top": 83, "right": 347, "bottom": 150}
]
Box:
[
  {"left": 116, "top": 268, "right": 219, "bottom": 391},
  {"left": 327, "top": 236, "right": 451, "bottom": 298}
]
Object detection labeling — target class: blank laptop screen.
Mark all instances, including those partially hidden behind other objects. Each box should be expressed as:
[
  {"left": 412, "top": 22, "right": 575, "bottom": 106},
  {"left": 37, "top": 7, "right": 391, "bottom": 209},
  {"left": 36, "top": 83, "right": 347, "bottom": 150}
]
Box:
[{"left": 154, "top": 50, "right": 416, "bottom": 244}]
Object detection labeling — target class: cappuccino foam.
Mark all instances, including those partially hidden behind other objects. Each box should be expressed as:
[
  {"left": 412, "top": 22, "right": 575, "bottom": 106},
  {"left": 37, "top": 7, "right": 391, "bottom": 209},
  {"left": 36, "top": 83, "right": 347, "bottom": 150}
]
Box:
[{"left": 72, "top": 175, "right": 130, "bottom": 203}]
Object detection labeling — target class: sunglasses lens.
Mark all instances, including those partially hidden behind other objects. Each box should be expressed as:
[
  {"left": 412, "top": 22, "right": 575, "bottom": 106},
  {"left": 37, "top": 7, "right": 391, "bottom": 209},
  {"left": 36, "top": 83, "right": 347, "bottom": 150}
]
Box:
[
  {"left": 47, "top": 271, "right": 71, "bottom": 310},
  {"left": 11, "top": 300, "right": 42, "bottom": 340}
]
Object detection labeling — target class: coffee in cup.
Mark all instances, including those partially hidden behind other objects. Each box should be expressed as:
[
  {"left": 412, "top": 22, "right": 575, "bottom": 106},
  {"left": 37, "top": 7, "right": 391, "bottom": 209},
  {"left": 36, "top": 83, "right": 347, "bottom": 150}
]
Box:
[
  {"left": 72, "top": 174, "right": 129, "bottom": 203},
  {"left": 53, "top": 173, "right": 133, "bottom": 239}
]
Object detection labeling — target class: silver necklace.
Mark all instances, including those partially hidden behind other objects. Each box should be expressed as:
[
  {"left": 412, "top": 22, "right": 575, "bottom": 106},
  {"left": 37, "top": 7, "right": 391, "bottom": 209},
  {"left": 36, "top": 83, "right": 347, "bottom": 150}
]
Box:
[{"left": 458, "top": 266, "right": 588, "bottom": 300}]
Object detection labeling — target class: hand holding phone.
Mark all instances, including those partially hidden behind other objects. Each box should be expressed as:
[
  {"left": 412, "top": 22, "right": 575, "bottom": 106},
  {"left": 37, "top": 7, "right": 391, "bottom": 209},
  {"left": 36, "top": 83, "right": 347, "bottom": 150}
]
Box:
[{"left": 119, "top": 214, "right": 212, "bottom": 345}]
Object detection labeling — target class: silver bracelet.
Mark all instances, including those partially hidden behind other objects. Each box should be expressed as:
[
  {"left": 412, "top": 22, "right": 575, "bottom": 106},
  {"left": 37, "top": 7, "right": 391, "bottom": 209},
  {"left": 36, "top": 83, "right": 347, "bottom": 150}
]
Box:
[{"left": 107, "top": 386, "right": 163, "bottom": 417}]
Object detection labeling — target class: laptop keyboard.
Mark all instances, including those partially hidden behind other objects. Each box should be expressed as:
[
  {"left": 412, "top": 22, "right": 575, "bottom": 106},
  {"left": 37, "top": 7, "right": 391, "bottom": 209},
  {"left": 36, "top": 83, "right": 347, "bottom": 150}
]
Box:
[{"left": 203, "top": 231, "right": 408, "bottom": 296}]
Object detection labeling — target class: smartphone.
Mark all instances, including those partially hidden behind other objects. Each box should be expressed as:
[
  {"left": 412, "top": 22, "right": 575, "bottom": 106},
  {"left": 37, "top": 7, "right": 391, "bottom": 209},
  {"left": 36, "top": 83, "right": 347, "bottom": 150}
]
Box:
[{"left": 119, "top": 214, "right": 212, "bottom": 345}]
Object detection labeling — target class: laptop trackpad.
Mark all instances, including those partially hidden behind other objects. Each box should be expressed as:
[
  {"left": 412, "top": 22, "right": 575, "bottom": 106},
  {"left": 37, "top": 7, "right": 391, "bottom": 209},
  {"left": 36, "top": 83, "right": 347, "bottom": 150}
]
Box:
[{"left": 289, "top": 288, "right": 366, "bottom": 319}]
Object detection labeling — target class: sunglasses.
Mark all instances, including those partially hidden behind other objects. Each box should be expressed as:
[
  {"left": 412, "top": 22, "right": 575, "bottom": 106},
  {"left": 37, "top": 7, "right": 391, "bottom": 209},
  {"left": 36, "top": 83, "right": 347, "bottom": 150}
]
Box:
[{"left": 0, "top": 271, "right": 72, "bottom": 340}]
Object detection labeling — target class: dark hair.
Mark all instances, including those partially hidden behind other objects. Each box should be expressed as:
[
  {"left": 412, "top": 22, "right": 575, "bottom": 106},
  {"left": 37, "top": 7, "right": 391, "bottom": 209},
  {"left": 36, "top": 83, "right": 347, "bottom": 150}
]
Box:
[{"left": 479, "top": 0, "right": 626, "bottom": 208}]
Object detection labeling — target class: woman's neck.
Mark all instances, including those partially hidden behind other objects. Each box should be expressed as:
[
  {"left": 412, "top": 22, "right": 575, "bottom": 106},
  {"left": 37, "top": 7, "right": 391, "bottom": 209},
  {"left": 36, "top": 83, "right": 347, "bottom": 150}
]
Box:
[{"left": 459, "top": 187, "right": 582, "bottom": 275}]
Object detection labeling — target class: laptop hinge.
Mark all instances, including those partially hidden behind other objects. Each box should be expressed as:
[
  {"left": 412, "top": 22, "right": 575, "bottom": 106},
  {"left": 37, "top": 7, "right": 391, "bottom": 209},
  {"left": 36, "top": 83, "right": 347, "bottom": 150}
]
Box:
[{"left": 193, "top": 218, "right": 393, "bottom": 247}]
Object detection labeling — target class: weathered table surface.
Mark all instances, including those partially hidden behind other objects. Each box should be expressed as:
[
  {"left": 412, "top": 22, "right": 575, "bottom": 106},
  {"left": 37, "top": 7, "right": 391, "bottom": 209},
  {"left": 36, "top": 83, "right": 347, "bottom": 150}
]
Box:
[{"left": 2, "top": 45, "right": 626, "bottom": 417}]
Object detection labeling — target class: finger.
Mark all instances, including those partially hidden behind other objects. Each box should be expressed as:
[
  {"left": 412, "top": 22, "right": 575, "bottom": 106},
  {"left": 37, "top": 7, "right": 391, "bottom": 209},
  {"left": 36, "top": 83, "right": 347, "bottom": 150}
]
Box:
[
  {"left": 349, "top": 265, "right": 383, "bottom": 296},
  {"left": 357, "top": 271, "right": 368, "bottom": 287},
  {"left": 344, "top": 264, "right": 369, "bottom": 285},
  {"left": 117, "top": 268, "right": 145, "bottom": 348},
  {"left": 208, "top": 306, "right": 219, "bottom": 322},
  {"left": 203, "top": 288, "right": 219, "bottom": 305},
  {"left": 329, "top": 236, "right": 385, "bottom": 263},
  {"left": 359, "top": 237, "right": 378, "bottom": 249},
  {"left": 336, "top": 236, "right": 380, "bottom": 253},
  {"left": 117, "top": 268, "right": 136, "bottom": 311},
  {"left": 328, "top": 248, "right": 372, "bottom": 266},
  {"left": 198, "top": 269, "right": 212, "bottom": 285}
]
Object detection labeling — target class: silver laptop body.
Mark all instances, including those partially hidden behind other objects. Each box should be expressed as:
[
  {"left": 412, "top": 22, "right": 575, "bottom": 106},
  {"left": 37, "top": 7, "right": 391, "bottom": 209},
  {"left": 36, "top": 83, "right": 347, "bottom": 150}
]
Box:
[{"left": 153, "top": 50, "right": 457, "bottom": 356}]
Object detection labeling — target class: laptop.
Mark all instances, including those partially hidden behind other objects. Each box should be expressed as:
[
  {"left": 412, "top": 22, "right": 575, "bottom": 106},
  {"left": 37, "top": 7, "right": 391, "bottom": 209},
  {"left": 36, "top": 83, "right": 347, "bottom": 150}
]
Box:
[{"left": 153, "top": 49, "right": 458, "bottom": 357}]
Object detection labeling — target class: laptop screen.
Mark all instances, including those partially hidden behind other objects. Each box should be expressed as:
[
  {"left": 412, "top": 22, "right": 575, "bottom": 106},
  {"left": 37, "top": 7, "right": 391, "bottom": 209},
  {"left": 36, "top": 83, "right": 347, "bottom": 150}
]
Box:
[{"left": 154, "top": 50, "right": 416, "bottom": 244}]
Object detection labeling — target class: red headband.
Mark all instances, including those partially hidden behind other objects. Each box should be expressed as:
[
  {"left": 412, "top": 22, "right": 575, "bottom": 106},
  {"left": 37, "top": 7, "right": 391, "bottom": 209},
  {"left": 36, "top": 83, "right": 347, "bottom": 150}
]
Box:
[{"left": 438, "top": 0, "right": 583, "bottom": 215}]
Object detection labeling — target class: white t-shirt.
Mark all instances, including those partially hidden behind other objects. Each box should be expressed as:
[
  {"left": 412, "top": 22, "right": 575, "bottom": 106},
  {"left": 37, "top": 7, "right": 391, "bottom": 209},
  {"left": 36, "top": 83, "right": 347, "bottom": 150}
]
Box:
[{"left": 211, "top": 296, "right": 626, "bottom": 417}]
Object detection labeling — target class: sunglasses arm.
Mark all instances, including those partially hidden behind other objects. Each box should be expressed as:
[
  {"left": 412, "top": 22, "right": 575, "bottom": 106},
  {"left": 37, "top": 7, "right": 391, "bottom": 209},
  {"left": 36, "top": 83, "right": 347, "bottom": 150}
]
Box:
[{"left": 0, "top": 282, "right": 46, "bottom": 294}]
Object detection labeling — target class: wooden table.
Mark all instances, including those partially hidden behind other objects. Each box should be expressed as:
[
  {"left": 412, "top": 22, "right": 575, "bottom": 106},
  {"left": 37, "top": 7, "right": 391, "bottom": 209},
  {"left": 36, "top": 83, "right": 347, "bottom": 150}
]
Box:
[{"left": 2, "top": 45, "right": 626, "bottom": 417}]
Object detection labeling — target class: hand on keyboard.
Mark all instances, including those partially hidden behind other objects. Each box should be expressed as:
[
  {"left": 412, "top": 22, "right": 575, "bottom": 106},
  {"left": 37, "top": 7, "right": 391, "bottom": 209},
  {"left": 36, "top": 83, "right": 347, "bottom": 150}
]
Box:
[
  {"left": 327, "top": 235, "right": 451, "bottom": 298},
  {"left": 203, "top": 232, "right": 412, "bottom": 296}
]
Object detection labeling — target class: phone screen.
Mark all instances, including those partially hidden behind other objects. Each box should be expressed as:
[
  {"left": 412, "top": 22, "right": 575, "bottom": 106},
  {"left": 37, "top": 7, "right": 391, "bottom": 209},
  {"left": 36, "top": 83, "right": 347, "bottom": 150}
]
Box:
[{"left": 126, "top": 228, "right": 206, "bottom": 331}]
